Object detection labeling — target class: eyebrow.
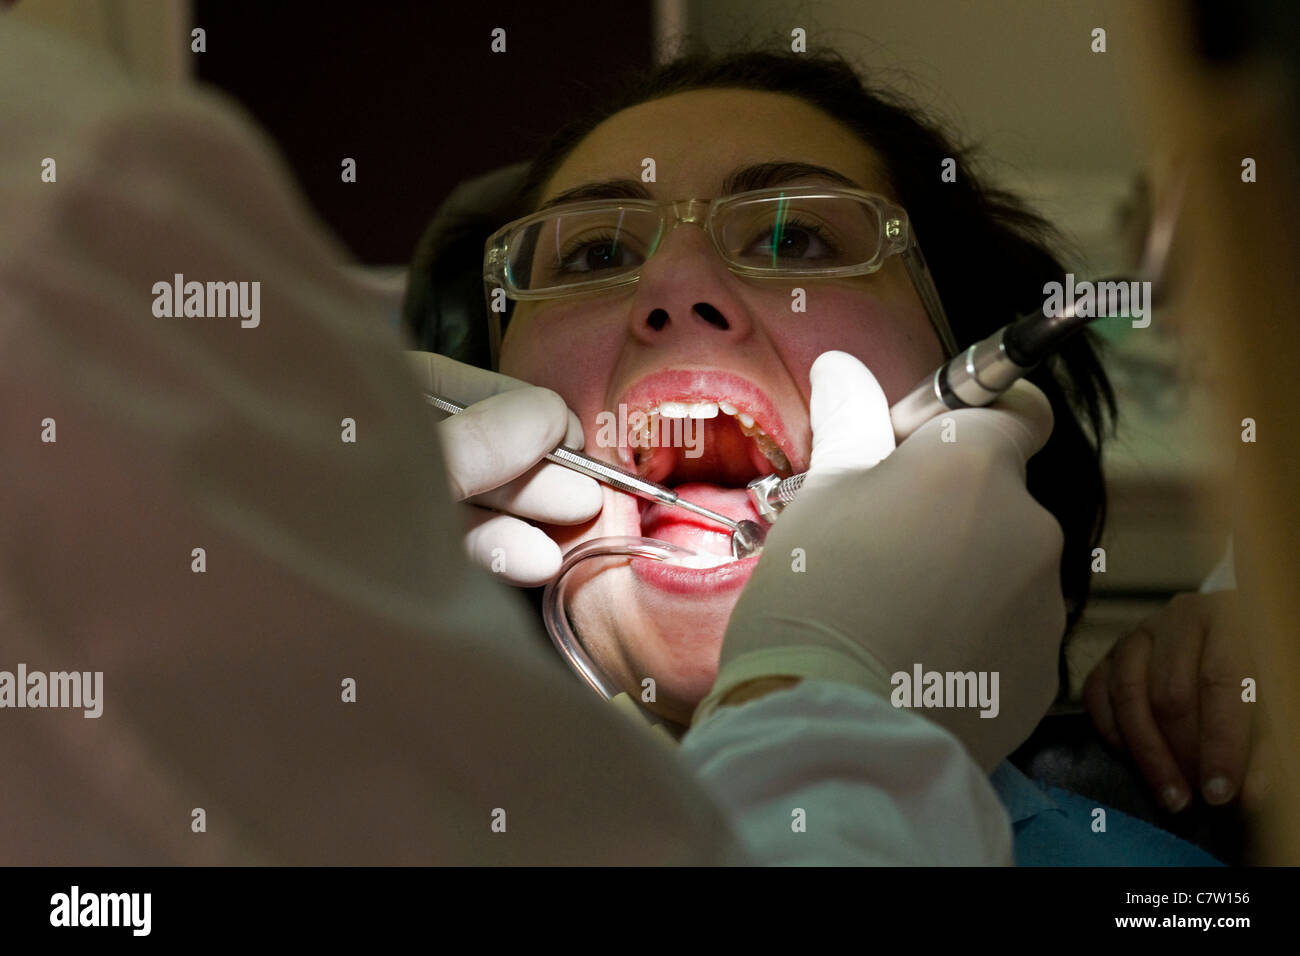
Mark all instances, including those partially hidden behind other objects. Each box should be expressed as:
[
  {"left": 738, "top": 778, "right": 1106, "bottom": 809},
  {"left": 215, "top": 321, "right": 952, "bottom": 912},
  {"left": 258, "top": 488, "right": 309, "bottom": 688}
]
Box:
[{"left": 536, "top": 161, "right": 864, "bottom": 210}]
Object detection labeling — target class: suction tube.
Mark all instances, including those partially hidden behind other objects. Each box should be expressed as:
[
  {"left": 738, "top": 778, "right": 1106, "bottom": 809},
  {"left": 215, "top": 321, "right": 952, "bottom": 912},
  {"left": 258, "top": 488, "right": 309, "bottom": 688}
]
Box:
[{"left": 541, "top": 536, "right": 725, "bottom": 701}]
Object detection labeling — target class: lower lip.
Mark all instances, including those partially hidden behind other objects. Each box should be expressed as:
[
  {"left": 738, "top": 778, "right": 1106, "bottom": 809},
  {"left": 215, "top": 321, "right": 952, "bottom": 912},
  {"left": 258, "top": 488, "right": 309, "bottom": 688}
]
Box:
[
  {"left": 629, "top": 482, "right": 764, "bottom": 594},
  {"left": 630, "top": 553, "right": 760, "bottom": 594}
]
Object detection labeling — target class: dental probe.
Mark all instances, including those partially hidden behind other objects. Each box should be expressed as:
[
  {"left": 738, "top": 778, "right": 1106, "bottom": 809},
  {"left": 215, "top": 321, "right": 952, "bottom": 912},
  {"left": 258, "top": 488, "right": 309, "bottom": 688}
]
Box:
[{"left": 423, "top": 392, "right": 768, "bottom": 559}]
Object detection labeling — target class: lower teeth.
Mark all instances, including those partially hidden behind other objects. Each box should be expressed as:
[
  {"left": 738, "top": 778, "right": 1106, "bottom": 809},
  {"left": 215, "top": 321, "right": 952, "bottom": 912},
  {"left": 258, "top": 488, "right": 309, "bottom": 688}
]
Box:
[{"left": 668, "top": 552, "right": 736, "bottom": 569}]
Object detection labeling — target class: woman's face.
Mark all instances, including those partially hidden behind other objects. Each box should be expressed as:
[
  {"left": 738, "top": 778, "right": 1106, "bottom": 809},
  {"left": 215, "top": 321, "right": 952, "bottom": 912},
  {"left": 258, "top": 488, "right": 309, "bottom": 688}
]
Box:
[{"left": 499, "top": 88, "right": 946, "bottom": 724}]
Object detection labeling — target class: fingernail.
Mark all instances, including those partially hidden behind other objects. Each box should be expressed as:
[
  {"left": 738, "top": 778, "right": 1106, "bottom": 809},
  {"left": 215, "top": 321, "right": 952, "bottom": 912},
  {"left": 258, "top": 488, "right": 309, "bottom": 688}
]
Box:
[
  {"left": 1202, "top": 776, "right": 1235, "bottom": 806},
  {"left": 1161, "top": 785, "right": 1190, "bottom": 813}
]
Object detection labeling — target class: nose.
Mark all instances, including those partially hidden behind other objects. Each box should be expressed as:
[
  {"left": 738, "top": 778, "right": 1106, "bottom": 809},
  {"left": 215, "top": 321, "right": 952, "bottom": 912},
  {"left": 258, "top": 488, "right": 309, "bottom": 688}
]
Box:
[{"left": 627, "top": 218, "right": 754, "bottom": 347}]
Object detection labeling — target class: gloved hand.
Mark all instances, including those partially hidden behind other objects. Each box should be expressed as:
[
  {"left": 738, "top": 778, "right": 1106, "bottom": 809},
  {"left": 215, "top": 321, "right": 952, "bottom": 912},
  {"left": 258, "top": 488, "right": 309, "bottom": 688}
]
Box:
[
  {"left": 696, "top": 351, "right": 1066, "bottom": 772},
  {"left": 406, "top": 351, "right": 602, "bottom": 586}
]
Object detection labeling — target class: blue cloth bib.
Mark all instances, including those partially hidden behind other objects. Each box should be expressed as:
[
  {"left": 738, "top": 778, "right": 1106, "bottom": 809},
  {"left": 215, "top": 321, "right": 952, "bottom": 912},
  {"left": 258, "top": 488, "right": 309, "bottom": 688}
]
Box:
[{"left": 990, "top": 762, "right": 1222, "bottom": 866}]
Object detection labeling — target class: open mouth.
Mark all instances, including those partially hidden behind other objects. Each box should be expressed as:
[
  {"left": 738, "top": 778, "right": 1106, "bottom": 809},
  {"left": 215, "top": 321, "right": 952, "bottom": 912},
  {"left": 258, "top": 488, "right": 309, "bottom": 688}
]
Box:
[{"left": 612, "top": 370, "right": 802, "bottom": 565}]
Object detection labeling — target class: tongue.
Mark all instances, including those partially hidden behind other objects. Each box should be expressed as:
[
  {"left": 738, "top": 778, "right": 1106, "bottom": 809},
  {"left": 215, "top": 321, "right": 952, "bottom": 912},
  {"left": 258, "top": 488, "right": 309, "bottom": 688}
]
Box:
[{"left": 641, "top": 482, "right": 763, "bottom": 558}]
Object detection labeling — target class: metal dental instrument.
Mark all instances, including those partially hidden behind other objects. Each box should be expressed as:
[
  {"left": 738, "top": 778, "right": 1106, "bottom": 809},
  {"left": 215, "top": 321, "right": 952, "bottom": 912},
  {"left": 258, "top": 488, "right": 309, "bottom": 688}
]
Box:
[
  {"left": 748, "top": 170, "right": 1187, "bottom": 522},
  {"left": 424, "top": 392, "right": 768, "bottom": 559}
]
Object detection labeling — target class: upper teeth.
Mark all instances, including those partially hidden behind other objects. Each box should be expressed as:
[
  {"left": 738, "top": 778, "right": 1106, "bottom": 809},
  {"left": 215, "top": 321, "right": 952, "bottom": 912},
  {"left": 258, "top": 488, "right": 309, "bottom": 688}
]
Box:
[
  {"left": 658, "top": 401, "right": 719, "bottom": 419},
  {"left": 639, "top": 399, "right": 791, "bottom": 474}
]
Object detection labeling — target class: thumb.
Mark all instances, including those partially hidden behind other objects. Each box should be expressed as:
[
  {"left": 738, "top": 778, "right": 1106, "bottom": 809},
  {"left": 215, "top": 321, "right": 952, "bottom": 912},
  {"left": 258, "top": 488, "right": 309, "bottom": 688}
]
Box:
[
  {"left": 437, "top": 386, "right": 573, "bottom": 500},
  {"left": 408, "top": 349, "right": 586, "bottom": 466},
  {"left": 806, "top": 351, "right": 895, "bottom": 490},
  {"left": 405, "top": 349, "right": 529, "bottom": 405},
  {"left": 925, "top": 379, "right": 1055, "bottom": 476}
]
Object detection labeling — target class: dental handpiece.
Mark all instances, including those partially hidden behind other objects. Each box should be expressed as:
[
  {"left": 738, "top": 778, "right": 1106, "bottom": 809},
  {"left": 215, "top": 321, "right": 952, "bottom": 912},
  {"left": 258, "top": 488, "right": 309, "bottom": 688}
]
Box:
[
  {"left": 750, "top": 165, "right": 1187, "bottom": 522},
  {"left": 747, "top": 293, "right": 1104, "bottom": 522},
  {"left": 424, "top": 393, "right": 767, "bottom": 559}
]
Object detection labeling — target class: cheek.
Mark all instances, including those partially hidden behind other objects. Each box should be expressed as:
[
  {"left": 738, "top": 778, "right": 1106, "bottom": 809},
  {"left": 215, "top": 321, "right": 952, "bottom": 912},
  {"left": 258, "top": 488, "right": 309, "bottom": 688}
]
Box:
[
  {"left": 766, "top": 285, "right": 944, "bottom": 402},
  {"left": 499, "top": 304, "right": 623, "bottom": 418}
]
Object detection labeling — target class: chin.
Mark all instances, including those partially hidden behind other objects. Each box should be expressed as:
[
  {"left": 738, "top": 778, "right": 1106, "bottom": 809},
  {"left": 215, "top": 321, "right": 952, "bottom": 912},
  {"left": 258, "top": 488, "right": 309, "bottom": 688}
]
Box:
[
  {"left": 573, "top": 569, "right": 739, "bottom": 725},
  {"left": 629, "top": 598, "right": 734, "bottom": 725}
]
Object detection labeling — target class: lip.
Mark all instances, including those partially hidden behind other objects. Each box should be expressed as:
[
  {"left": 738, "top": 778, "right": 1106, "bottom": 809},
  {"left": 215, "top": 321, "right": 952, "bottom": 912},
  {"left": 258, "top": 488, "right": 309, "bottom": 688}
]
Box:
[
  {"left": 630, "top": 553, "right": 760, "bottom": 593},
  {"left": 631, "top": 480, "right": 765, "bottom": 593}
]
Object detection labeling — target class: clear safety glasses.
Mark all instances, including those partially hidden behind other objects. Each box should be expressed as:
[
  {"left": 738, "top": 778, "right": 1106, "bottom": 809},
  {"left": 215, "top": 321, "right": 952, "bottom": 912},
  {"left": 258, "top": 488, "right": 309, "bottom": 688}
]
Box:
[{"left": 482, "top": 185, "right": 959, "bottom": 363}]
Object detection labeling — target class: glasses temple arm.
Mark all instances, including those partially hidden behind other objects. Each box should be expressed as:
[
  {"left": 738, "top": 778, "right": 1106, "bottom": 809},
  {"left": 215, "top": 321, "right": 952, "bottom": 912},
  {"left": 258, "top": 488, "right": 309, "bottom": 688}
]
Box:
[{"left": 900, "top": 239, "right": 960, "bottom": 359}]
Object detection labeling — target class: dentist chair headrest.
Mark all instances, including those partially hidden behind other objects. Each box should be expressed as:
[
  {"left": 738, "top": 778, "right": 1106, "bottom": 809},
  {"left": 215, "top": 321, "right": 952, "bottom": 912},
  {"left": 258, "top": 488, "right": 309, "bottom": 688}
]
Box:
[{"left": 403, "top": 162, "right": 529, "bottom": 370}]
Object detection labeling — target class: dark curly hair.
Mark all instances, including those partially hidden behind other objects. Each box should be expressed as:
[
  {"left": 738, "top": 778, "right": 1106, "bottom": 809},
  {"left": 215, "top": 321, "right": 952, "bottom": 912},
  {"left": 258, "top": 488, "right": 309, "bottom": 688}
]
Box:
[{"left": 405, "top": 47, "right": 1117, "bottom": 654}]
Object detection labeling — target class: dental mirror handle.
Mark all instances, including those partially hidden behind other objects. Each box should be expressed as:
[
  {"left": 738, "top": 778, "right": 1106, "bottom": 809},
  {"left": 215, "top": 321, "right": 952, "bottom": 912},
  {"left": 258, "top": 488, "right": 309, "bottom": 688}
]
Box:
[
  {"left": 422, "top": 392, "right": 762, "bottom": 556},
  {"left": 423, "top": 392, "right": 679, "bottom": 501}
]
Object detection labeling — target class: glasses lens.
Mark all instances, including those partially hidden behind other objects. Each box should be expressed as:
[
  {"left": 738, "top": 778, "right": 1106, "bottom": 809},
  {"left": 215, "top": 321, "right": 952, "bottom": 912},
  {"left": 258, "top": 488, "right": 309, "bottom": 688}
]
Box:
[
  {"left": 505, "top": 206, "right": 664, "bottom": 293},
  {"left": 715, "top": 194, "right": 883, "bottom": 271}
]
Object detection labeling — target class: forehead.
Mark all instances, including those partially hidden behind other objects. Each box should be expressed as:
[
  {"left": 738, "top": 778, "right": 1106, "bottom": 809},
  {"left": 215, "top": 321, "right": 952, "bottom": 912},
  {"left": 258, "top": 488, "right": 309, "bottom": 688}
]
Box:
[{"left": 540, "top": 88, "right": 893, "bottom": 202}]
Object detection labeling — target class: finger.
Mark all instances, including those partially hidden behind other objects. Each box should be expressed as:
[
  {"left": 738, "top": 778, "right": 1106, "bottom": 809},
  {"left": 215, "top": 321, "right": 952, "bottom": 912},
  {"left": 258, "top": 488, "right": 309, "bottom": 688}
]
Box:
[
  {"left": 1109, "top": 626, "right": 1192, "bottom": 813},
  {"left": 1239, "top": 729, "right": 1273, "bottom": 814},
  {"left": 470, "top": 459, "right": 602, "bottom": 525},
  {"left": 902, "top": 379, "right": 1056, "bottom": 481},
  {"left": 461, "top": 506, "right": 562, "bottom": 587},
  {"left": 1145, "top": 597, "right": 1206, "bottom": 785},
  {"left": 436, "top": 387, "right": 573, "bottom": 500},
  {"left": 406, "top": 350, "right": 529, "bottom": 405},
  {"left": 559, "top": 407, "right": 584, "bottom": 451},
  {"left": 1083, "top": 653, "right": 1125, "bottom": 752},
  {"left": 948, "top": 379, "right": 1055, "bottom": 466},
  {"left": 409, "top": 351, "right": 586, "bottom": 451},
  {"left": 1197, "top": 596, "right": 1252, "bottom": 806},
  {"left": 806, "top": 350, "right": 895, "bottom": 489}
]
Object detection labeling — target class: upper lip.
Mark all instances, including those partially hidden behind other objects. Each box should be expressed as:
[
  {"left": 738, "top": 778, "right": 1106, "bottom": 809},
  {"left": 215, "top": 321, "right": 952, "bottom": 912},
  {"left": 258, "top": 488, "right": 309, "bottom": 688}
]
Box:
[{"left": 611, "top": 367, "right": 804, "bottom": 475}]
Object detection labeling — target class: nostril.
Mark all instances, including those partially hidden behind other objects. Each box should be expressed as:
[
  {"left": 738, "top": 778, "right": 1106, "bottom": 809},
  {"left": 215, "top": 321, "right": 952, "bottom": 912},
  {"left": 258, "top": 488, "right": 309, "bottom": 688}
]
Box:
[
  {"left": 646, "top": 308, "right": 669, "bottom": 331},
  {"left": 693, "top": 302, "right": 729, "bottom": 329}
]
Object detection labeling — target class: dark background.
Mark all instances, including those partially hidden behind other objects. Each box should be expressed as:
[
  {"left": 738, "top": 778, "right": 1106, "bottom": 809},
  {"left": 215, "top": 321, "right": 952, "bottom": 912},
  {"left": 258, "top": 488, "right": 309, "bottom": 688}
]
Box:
[{"left": 195, "top": 1, "right": 653, "bottom": 265}]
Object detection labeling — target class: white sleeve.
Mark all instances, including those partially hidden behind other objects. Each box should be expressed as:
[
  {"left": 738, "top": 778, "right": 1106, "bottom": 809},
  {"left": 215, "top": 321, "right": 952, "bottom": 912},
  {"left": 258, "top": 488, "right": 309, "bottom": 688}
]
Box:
[
  {"left": 0, "top": 18, "right": 749, "bottom": 866},
  {"left": 679, "top": 680, "right": 1014, "bottom": 865}
]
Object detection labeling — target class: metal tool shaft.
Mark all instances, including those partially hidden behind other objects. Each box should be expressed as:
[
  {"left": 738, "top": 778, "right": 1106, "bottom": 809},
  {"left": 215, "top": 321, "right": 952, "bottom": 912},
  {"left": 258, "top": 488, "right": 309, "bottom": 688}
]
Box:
[{"left": 423, "top": 392, "right": 748, "bottom": 540}]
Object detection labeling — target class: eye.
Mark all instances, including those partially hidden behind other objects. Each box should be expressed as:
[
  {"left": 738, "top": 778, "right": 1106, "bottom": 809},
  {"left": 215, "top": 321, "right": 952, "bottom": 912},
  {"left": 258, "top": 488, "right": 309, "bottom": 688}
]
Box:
[
  {"left": 556, "top": 233, "right": 645, "bottom": 274},
  {"left": 742, "top": 217, "right": 839, "bottom": 262}
]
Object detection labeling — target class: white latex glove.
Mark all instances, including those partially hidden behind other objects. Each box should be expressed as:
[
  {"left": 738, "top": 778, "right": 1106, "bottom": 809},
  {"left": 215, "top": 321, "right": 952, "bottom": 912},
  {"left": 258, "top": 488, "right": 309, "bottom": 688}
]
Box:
[
  {"left": 406, "top": 351, "right": 602, "bottom": 586},
  {"left": 696, "top": 351, "right": 1066, "bottom": 772}
]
